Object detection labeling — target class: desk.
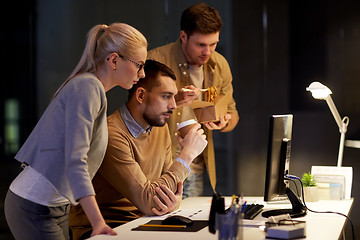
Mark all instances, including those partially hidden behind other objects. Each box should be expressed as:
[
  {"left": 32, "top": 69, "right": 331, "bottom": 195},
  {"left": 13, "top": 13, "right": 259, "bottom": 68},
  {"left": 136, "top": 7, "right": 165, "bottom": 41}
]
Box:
[{"left": 88, "top": 196, "right": 353, "bottom": 240}]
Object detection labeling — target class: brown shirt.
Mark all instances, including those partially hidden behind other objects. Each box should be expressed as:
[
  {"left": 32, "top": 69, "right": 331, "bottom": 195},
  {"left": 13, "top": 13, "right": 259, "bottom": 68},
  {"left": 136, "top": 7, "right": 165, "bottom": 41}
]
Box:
[
  {"left": 69, "top": 107, "right": 189, "bottom": 239},
  {"left": 148, "top": 39, "right": 239, "bottom": 191}
]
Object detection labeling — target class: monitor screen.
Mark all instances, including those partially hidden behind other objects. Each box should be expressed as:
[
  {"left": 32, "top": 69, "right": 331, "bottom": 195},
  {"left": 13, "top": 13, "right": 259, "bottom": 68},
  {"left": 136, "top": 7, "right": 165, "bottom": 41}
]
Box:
[
  {"left": 262, "top": 114, "right": 307, "bottom": 218},
  {"left": 264, "top": 114, "right": 293, "bottom": 202}
]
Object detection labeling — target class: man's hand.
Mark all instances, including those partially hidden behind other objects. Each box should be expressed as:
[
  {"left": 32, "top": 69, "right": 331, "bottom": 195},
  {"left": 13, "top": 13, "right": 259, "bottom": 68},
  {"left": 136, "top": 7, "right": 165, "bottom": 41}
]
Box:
[
  {"left": 175, "top": 85, "right": 201, "bottom": 107},
  {"left": 177, "top": 123, "right": 207, "bottom": 164},
  {"left": 204, "top": 114, "right": 231, "bottom": 130},
  {"left": 152, "top": 182, "right": 183, "bottom": 215}
]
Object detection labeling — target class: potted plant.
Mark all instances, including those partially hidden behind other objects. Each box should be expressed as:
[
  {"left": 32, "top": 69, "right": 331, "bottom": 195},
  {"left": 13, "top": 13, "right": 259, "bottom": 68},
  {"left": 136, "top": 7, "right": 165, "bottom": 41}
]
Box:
[{"left": 301, "top": 172, "right": 319, "bottom": 202}]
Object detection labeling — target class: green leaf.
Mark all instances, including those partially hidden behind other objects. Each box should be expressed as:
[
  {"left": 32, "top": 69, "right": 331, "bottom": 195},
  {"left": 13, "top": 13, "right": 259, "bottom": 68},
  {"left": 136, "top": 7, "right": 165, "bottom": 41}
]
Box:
[{"left": 301, "top": 172, "right": 317, "bottom": 187}]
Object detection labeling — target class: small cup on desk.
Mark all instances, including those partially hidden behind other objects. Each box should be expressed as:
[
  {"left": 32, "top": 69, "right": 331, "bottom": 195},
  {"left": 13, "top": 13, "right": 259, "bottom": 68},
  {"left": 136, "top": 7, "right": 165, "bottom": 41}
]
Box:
[{"left": 177, "top": 119, "right": 198, "bottom": 138}]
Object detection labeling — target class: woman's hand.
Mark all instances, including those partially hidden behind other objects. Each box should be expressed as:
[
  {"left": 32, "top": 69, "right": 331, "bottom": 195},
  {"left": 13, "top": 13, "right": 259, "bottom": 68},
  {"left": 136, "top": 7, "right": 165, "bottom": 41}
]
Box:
[{"left": 79, "top": 195, "right": 117, "bottom": 237}]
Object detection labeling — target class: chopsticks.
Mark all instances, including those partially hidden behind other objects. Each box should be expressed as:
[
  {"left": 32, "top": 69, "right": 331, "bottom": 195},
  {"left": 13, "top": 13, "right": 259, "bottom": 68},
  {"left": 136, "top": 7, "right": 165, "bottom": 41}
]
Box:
[{"left": 181, "top": 88, "right": 208, "bottom": 92}]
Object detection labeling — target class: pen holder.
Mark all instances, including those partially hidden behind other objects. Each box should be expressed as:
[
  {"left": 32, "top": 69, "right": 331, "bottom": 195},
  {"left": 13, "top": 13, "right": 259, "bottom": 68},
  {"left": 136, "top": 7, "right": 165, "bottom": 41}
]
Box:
[{"left": 215, "top": 210, "right": 242, "bottom": 240}]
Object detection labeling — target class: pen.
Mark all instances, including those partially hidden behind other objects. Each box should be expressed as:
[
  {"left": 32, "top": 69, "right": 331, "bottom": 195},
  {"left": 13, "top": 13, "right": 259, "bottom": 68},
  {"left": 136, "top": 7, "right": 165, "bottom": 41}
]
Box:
[
  {"left": 139, "top": 224, "right": 186, "bottom": 228},
  {"left": 230, "top": 194, "right": 236, "bottom": 207},
  {"left": 241, "top": 201, "right": 247, "bottom": 213}
]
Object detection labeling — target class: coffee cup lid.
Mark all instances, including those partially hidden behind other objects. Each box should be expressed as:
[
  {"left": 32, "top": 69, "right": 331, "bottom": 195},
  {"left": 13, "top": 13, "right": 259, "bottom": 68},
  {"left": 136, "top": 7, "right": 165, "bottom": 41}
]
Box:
[{"left": 177, "top": 119, "right": 197, "bottom": 130}]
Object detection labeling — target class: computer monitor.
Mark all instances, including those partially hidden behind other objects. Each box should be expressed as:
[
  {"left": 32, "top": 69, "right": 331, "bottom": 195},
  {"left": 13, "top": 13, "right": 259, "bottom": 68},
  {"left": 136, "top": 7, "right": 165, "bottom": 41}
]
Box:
[{"left": 262, "top": 114, "right": 307, "bottom": 218}]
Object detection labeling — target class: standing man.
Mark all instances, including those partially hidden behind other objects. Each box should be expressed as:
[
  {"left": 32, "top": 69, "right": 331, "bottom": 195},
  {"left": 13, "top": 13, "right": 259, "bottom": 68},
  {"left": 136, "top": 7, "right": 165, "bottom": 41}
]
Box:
[
  {"left": 69, "top": 60, "right": 208, "bottom": 240},
  {"left": 148, "top": 2, "right": 239, "bottom": 198}
]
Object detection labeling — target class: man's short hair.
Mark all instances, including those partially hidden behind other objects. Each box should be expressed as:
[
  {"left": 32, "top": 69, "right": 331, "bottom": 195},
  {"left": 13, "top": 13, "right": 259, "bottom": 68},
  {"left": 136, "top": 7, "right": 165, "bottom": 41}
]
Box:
[
  {"left": 128, "top": 60, "right": 176, "bottom": 100},
  {"left": 180, "top": 2, "right": 222, "bottom": 36}
]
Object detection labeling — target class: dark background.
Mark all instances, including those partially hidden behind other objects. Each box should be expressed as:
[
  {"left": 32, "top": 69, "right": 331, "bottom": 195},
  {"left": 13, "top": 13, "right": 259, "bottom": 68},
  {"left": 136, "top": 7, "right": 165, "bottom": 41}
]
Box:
[{"left": 1, "top": 0, "right": 360, "bottom": 239}]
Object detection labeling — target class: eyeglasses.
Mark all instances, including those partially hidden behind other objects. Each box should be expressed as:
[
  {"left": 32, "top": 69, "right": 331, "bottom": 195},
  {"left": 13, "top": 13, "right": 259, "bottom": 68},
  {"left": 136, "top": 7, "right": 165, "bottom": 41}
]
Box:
[{"left": 117, "top": 53, "right": 144, "bottom": 73}]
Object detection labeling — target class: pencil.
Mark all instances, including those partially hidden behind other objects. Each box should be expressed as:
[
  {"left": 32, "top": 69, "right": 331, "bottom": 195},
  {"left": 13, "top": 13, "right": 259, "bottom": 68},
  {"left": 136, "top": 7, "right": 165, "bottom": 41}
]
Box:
[{"left": 139, "top": 224, "right": 186, "bottom": 228}]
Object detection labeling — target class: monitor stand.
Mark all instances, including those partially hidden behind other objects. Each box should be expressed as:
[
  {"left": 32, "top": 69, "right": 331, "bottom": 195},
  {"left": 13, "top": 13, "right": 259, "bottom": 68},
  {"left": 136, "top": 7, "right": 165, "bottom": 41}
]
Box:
[
  {"left": 266, "top": 195, "right": 290, "bottom": 204},
  {"left": 262, "top": 187, "right": 307, "bottom": 218}
]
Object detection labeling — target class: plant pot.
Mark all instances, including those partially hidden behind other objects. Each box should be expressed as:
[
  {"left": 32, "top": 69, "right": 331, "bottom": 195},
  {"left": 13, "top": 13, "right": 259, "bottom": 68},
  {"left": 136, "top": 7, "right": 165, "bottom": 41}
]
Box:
[{"left": 303, "top": 186, "right": 319, "bottom": 202}]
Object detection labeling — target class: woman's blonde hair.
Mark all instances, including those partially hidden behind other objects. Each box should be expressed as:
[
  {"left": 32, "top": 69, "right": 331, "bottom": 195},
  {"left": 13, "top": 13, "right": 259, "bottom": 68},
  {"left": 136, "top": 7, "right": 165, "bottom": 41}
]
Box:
[{"left": 53, "top": 22, "right": 147, "bottom": 98}]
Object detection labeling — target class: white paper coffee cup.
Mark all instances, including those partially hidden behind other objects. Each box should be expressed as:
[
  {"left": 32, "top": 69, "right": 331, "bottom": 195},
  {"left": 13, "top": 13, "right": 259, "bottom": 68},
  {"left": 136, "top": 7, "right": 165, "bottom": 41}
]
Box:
[{"left": 177, "top": 119, "right": 197, "bottom": 138}]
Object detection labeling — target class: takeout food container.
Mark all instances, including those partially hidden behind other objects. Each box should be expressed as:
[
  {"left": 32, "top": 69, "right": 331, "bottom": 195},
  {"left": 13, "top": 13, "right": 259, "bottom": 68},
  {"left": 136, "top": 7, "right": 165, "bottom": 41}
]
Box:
[{"left": 190, "top": 94, "right": 231, "bottom": 123}]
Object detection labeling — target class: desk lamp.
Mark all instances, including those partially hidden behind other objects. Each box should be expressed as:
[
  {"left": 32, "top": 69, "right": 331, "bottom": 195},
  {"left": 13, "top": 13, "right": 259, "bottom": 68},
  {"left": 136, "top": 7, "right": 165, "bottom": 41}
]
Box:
[{"left": 306, "top": 82, "right": 349, "bottom": 167}]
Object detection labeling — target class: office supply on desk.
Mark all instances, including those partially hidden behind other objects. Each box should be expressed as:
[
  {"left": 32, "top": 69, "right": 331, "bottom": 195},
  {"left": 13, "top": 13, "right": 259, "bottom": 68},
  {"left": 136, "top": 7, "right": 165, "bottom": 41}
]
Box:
[
  {"left": 311, "top": 165, "right": 353, "bottom": 200},
  {"left": 243, "top": 203, "right": 264, "bottom": 220},
  {"left": 215, "top": 201, "right": 242, "bottom": 240},
  {"left": 265, "top": 214, "right": 306, "bottom": 239},
  {"left": 132, "top": 220, "right": 208, "bottom": 232},
  {"left": 139, "top": 224, "right": 186, "bottom": 228},
  {"left": 208, "top": 193, "right": 244, "bottom": 238},
  {"left": 265, "top": 219, "right": 306, "bottom": 239},
  {"left": 162, "top": 215, "right": 193, "bottom": 227},
  {"left": 209, "top": 193, "right": 225, "bottom": 234}
]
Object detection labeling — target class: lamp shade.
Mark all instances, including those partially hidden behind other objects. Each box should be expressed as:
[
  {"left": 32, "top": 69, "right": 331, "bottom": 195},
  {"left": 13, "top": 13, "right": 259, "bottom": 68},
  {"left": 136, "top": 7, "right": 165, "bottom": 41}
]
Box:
[{"left": 306, "top": 82, "right": 332, "bottom": 100}]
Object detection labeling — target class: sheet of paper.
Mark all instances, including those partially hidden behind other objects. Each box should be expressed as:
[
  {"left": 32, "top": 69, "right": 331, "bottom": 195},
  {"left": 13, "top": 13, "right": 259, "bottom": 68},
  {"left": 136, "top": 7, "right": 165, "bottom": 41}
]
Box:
[{"left": 311, "top": 166, "right": 353, "bottom": 199}]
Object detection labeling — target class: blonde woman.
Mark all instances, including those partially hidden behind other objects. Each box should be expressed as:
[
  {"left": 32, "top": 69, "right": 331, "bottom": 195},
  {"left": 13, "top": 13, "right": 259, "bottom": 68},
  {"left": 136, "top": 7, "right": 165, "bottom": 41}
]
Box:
[{"left": 5, "top": 22, "right": 147, "bottom": 240}]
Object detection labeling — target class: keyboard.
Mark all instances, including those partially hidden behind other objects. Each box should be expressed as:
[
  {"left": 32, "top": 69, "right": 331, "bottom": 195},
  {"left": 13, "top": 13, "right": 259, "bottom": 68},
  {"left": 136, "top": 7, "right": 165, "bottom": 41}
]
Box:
[{"left": 243, "top": 204, "right": 264, "bottom": 220}]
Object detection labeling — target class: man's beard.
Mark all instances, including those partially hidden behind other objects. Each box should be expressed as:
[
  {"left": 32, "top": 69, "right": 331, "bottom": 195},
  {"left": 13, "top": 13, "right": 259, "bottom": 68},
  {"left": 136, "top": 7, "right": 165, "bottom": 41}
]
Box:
[{"left": 143, "top": 110, "right": 173, "bottom": 127}]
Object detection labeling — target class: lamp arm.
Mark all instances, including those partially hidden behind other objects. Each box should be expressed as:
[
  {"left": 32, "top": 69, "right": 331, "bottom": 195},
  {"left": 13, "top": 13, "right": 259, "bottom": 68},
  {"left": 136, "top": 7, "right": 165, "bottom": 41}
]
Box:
[
  {"left": 338, "top": 131, "right": 346, "bottom": 167},
  {"left": 324, "top": 96, "right": 350, "bottom": 167},
  {"left": 325, "top": 96, "right": 346, "bottom": 133}
]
